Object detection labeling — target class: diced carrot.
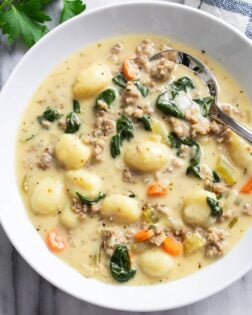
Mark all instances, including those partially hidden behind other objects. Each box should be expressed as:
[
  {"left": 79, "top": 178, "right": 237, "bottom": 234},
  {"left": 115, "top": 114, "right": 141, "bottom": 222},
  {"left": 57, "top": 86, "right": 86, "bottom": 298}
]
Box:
[
  {"left": 123, "top": 58, "right": 139, "bottom": 81},
  {"left": 147, "top": 183, "right": 167, "bottom": 196},
  {"left": 162, "top": 236, "right": 183, "bottom": 256},
  {"left": 240, "top": 176, "right": 252, "bottom": 193},
  {"left": 135, "top": 229, "right": 155, "bottom": 241},
  {"left": 46, "top": 229, "right": 66, "bottom": 253}
]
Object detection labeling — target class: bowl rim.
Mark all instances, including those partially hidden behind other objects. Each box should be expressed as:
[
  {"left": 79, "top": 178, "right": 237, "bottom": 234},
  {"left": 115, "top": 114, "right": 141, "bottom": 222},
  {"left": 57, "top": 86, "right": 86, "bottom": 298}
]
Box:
[{"left": 0, "top": 0, "right": 252, "bottom": 312}]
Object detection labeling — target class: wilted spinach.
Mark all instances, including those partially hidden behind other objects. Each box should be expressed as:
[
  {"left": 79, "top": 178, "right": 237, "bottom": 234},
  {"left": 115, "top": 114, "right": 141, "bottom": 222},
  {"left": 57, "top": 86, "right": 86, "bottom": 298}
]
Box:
[
  {"left": 65, "top": 112, "right": 81, "bottom": 133},
  {"left": 156, "top": 92, "right": 184, "bottom": 119},
  {"left": 112, "top": 73, "right": 149, "bottom": 97},
  {"left": 96, "top": 88, "right": 116, "bottom": 107},
  {"left": 37, "top": 107, "right": 61, "bottom": 123},
  {"left": 168, "top": 133, "right": 201, "bottom": 179},
  {"left": 138, "top": 115, "right": 152, "bottom": 131},
  {"left": 212, "top": 171, "right": 221, "bottom": 183},
  {"left": 73, "top": 100, "right": 81, "bottom": 113},
  {"left": 76, "top": 192, "right": 106, "bottom": 205},
  {"left": 168, "top": 76, "right": 195, "bottom": 99},
  {"left": 193, "top": 96, "right": 214, "bottom": 117},
  {"left": 110, "top": 245, "right": 136, "bottom": 282},
  {"left": 110, "top": 116, "right": 134, "bottom": 158},
  {"left": 206, "top": 196, "right": 223, "bottom": 217}
]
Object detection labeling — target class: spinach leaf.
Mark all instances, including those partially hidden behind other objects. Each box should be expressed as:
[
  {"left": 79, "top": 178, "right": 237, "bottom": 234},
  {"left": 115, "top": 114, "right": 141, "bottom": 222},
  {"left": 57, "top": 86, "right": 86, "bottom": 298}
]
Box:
[
  {"left": 110, "top": 134, "right": 121, "bottom": 158},
  {"left": 156, "top": 92, "right": 184, "bottom": 119},
  {"left": 65, "top": 112, "right": 81, "bottom": 133},
  {"left": 193, "top": 96, "right": 214, "bottom": 117},
  {"left": 169, "top": 76, "right": 195, "bottom": 99},
  {"left": 186, "top": 142, "right": 201, "bottom": 179},
  {"left": 110, "top": 116, "right": 134, "bottom": 158},
  {"left": 206, "top": 196, "right": 223, "bottom": 217},
  {"left": 212, "top": 171, "right": 220, "bottom": 183},
  {"left": 110, "top": 245, "right": 136, "bottom": 282},
  {"left": 138, "top": 115, "right": 152, "bottom": 131},
  {"left": 168, "top": 133, "right": 201, "bottom": 179},
  {"left": 112, "top": 73, "right": 149, "bottom": 97},
  {"left": 96, "top": 88, "right": 116, "bottom": 107},
  {"left": 38, "top": 107, "right": 61, "bottom": 123},
  {"left": 76, "top": 192, "right": 106, "bottom": 205},
  {"left": 134, "top": 81, "right": 149, "bottom": 97},
  {"left": 73, "top": 100, "right": 81, "bottom": 113},
  {"left": 113, "top": 73, "right": 127, "bottom": 88}
]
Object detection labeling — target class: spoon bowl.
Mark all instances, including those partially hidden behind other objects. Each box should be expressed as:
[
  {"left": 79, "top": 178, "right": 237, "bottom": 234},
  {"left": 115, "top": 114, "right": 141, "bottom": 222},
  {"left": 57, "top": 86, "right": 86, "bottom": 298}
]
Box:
[{"left": 150, "top": 50, "right": 252, "bottom": 144}]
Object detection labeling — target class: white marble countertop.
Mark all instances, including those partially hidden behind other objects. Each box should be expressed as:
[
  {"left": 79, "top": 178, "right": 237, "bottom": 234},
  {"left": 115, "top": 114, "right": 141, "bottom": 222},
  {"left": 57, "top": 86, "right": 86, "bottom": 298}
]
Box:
[{"left": 0, "top": 1, "right": 252, "bottom": 314}]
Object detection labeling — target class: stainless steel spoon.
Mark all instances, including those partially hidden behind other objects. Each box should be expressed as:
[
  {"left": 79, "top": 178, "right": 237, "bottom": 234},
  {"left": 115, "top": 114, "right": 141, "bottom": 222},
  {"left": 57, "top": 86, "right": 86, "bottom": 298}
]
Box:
[{"left": 150, "top": 50, "right": 252, "bottom": 145}]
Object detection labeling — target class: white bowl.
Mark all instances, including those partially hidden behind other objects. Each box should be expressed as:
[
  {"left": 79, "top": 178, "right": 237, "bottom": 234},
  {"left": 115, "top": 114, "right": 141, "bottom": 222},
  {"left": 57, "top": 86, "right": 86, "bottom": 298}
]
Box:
[{"left": 0, "top": 1, "right": 251, "bottom": 312}]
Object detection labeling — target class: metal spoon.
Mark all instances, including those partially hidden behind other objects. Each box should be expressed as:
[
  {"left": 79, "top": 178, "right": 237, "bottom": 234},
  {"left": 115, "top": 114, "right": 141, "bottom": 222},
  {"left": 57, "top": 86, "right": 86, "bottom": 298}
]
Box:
[{"left": 150, "top": 50, "right": 252, "bottom": 145}]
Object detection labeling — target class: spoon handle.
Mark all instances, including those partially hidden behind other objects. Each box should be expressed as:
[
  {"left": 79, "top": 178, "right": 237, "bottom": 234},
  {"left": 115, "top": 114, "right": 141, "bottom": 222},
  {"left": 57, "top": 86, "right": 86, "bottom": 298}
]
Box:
[{"left": 210, "top": 109, "right": 252, "bottom": 145}]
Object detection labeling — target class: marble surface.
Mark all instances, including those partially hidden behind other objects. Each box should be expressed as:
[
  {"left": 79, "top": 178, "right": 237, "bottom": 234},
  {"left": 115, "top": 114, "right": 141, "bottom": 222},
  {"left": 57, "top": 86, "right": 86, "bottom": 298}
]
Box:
[{"left": 0, "top": 1, "right": 252, "bottom": 314}]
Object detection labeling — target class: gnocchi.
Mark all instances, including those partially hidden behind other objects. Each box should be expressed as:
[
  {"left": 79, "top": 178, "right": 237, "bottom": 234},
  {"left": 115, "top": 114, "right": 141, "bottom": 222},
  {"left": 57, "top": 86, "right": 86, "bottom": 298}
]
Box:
[
  {"left": 100, "top": 194, "right": 141, "bottom": 224},
  {"left": 124, "top": 141, "right": 170, "bottom": 172},
  {"left": 60, "top": 206, "right": 80, "bottom": 229},
  {"left": 73, "top": 64, "right": 112, "bottom": 99},
  {"left": 55, "top": 134, "right": 91, "bottom": 169},
  {"left": 65, "top": 169, "right": 102, "bottom": 199},
  {"left": 30, "top": 177, "right": 66, "bottom": 215},
  {"left": 138, "top": 249, "right": 174, "bottom": 278},
  {"left": 229, "top": 133, "right": 252, "bottom": 170},
  {"left": 183, "top": 190, "right": 215, "bottom": 227}
]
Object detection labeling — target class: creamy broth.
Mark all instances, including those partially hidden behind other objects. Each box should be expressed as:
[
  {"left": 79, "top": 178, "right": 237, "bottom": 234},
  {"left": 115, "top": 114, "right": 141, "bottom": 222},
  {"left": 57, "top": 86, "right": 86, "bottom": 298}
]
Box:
[{"left": 17, "top": 35, "right": 252, "bottom": 285}]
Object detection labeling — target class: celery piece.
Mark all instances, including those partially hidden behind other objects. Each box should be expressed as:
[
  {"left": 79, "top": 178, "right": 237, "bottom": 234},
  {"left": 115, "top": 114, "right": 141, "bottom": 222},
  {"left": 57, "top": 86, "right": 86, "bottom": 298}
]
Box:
[
  {"left": 216, "top": 155, "right": 238, "bottom": 185},
  {"left": 183, "top": 233, "right": 205, "bottom": 255}
]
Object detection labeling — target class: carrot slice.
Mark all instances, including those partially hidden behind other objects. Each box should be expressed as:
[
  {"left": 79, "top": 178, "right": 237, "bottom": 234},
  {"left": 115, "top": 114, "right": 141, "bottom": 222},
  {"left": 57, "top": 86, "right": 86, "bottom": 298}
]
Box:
[
  {"left": 162, "top": 236, "right": 183, "bottom": 256},
  {"left": 123, "top": 58, "right": 139, "bottom": 81},
  {"left": 46, "top": 229, "right": 66, "bottom": 253},
  {"left": 135, "top": 229, "right": 155, "bottom": 241},
  {"left": 147, "top": 184, "right": 167, "bottom": 196},
  {"left": 240, "top": 176, "right": 252, "bottom": 193}
]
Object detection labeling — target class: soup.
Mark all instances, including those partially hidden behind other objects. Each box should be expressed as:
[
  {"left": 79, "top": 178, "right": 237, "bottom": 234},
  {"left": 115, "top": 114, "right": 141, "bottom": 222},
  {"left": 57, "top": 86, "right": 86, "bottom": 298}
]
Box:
[{"left": 16, "top": 35, "right": 252, "bottom": 285}]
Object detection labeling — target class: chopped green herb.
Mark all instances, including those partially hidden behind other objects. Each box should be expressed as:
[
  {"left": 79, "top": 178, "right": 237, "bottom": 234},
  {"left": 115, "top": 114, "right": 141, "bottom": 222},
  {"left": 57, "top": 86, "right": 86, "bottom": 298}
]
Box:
[
  {"left": 38, "top": 107, "right": 61, "bottom": 123},
  {"left": 134, "top": 81, "right": 149, "bottom": 97},
  {"left": 24, "top": 134, "right": 35, "bottom": 142},
  {"left": 110, "top": 245, "right": 136, "bottom": 282},
  {"left": 169, "top": 76, "right": 195, "bottom": 99},
  {"left": 73, "top": 100, "right": 81, "bottom": 113},
  {"left": 228, "top": 217, "right": 239, "bottom": 229},
  {"left": 76, "top": 192, "right": 106, "bottom": 205},
  {"left": 110, "top": 116, "right": 134, "bottom": 158},
  {"left": 112, "top": 73, "right": 127, "bottom": 88},
  {"left": 96, "top": 88, "right": 116, "bottom": 107},
  {"left": 193, "top": 96, "right": 214, "bottom": 117},
  {"left": 65, "top": 112, "right": 81, "bottom": 133},
  {"left": 156, "top": 92, "right": 184, "bottom": 119},
  {"left": 138, "top": 115, "right": 152, "bottom": 131},
  {"left": 212, "top": 171, "right": 221, "bottom": 183},
  {"left": 206, "top": 196, "right": 223, "bottom": 217}
]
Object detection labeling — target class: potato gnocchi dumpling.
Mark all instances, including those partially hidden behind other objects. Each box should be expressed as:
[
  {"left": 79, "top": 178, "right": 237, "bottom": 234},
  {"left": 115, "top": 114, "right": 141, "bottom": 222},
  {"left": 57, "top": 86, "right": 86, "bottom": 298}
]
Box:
[
  {"left": 55, "top": 134, "right": 91, "bottom": 169},
  {"left": 229, "top": 133, "right": 252, "bottom": 170},
  {"left": 183, "top": 190, "right": 216, "bottom": 227},
  {"left": 100, "top": 194, "right": 141, "bottom": 224},
  {"left": 30, "top": 177, "right": 66, "bottom": 215},
  {"left": 60, "top": 206, "right": 80, "bottom": 229},
  {"left": 124, "top": 141, "right": 170, "bottom": 172},
  {"left": 73, "top": 64, "right": 112, "bottom": 99},
  {"left": 65, "top": 169, "right": 102, "bottom": 199},
  {"left": 138, "top": 249, "right": 174, "bottom": 278}
]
